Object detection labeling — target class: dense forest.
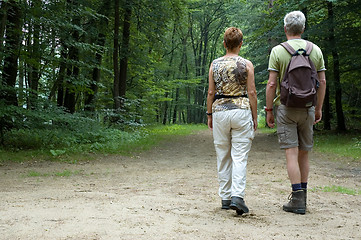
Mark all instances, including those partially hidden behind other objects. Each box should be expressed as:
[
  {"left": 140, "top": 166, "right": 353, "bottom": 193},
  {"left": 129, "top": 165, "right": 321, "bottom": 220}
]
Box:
[{"left": 1, "top": 0, "right": 360, "bottom": 148}]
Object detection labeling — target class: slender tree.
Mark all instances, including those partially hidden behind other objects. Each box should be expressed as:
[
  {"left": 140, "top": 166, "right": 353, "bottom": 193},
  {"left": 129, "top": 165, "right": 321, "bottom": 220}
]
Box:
[
  {"left": 119, "top": 0, "right": 132, "bottom": 99},
  {"left": 62, "top": 0, "right": 80, "bottom": 114},
  {"left": 0, "top": 1, "right": 9, "bottom": 66},
  {"left": 27, "top": 0, "right": 42, "bottom": 109},
  {"left": 56, "top": 46, "right": 68, "bottom": 107},
  {"left": 323, "top": 54, "right": 331, "bottom": 130},
  {"left": 327, "top": 1, "right": 346, "bottom": 131},
  {"left": 1, "top": 0, "right": 22, "bottom": 106},
  {"left": 84, "top": 1, "right": 110, "bottom": 112},
  {"left": 113, "top": 0, "right": 121, "bottom": 110}
]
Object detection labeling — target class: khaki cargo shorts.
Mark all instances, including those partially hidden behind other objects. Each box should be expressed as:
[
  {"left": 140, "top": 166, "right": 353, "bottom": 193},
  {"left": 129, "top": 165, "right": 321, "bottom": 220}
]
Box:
[{"left": 276, "top": 104, "right": 315, "bottom": 151}]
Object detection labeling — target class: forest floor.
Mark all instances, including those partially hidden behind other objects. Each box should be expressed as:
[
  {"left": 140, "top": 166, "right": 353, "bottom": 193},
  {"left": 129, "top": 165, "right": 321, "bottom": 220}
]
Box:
[{"left": 0, "top": 129, "right": 360, "bottom": 240}]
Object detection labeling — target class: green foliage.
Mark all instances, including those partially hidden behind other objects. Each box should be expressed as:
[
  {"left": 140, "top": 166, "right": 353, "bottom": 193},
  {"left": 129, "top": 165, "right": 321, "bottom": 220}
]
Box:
[
  {"left": 1, "top": 102, "right": 106, "bottom": 150},
  {"left": 1, "top": 0, "right": 361, "bottom": 158},
  {"left": 50, "top": 149, "right": 66, "bottom": 157},
  {"left": 240, "top": 0, "right": 361, "bottom": 131}
]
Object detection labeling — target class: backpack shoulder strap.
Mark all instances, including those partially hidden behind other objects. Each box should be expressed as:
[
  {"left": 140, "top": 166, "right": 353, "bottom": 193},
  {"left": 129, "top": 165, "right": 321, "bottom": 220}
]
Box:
[
  {"left": 280, "top": 42, "right": 296, "bottom": 55},
  {"left": 305, "top": 40, "right": 313, "bottom": 55}
]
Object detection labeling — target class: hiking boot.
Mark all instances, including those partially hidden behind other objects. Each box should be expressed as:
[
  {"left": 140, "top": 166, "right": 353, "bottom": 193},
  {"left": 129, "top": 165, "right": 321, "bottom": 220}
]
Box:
[
  {"left": 303, "top": 188, "right": 307, "bottom": 207},
  {"left": 229, "top": 196, "right": 249, "bottom": 215},
  {"left": 283, "top": 190, "right": 306, "bottom": 214},
  {"left": 221, "top": 200, "right": 231, "bottom": 209}
]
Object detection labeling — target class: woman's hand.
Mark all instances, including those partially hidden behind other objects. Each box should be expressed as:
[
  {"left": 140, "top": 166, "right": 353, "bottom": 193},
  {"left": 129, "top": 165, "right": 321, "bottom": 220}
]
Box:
[
  {"left": 253, "top": 119, "right": 258, "bottom": 131},
  {"left": 207, "top": 115, "right": 213, "bottom": 130}
]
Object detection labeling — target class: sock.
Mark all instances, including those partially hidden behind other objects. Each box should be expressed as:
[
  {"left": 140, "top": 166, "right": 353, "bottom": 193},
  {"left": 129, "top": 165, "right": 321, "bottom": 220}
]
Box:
[
  {"left": 292, "top": 183, "right": 302, "bottom": 191},
  {"left": 301, "top": 182, "right": 308, "bottom": 189}
]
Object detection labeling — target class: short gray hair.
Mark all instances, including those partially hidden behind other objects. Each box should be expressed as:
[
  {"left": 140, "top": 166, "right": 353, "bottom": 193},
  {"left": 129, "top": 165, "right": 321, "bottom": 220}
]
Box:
[{"left": 284, "top": 11, "right": 306, "bottom": 35}]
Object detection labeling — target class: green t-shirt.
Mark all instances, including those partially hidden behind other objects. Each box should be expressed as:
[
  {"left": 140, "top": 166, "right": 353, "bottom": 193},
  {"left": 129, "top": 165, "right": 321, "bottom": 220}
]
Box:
[{"left": 268, "top": 39, "right": 326, "bottom": 106}]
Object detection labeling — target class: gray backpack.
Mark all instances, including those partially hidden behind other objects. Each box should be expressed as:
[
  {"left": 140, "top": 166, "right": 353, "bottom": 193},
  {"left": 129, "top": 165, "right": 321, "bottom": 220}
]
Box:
[{"left": 280, "top": 41, "right": 319, "bottom": 108}]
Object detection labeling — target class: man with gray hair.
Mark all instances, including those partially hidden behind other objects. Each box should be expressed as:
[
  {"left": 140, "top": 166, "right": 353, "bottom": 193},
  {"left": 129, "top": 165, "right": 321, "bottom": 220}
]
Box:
[{"left": 265, "top": 11, "right": 326, "bottom": 214}]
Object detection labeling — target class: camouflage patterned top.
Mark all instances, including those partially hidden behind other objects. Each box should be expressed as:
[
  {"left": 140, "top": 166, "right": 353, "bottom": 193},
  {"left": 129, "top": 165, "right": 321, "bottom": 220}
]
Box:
[{"left": 211, "top": 56, "right": 250, "bottom": 113}]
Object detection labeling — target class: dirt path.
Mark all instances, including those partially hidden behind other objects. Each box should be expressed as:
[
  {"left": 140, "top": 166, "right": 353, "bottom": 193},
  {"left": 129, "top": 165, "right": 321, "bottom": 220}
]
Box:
[{"left": 1, "top": 130, "right": 360, "bottom": 240}]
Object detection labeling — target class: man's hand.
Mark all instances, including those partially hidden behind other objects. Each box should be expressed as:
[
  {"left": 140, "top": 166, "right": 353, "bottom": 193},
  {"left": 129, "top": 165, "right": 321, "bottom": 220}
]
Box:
[
  {"left": 314, "top": 109, "right": 322, "bottom": 125},
  {"left": 266, "top": 111, "right": 275, "bottom": 128}
]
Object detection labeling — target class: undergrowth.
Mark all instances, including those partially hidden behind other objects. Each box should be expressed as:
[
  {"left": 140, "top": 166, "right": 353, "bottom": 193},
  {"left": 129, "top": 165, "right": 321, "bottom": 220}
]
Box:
[{"left": 0, "top": 124, "right": 207, "bottom": 163}]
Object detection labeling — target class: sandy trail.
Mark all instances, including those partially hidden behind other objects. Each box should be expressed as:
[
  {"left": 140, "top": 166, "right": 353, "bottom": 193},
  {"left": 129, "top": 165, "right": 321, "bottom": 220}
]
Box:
[{"left": 0, "top": 130, "right": 360, "bottom": 239}]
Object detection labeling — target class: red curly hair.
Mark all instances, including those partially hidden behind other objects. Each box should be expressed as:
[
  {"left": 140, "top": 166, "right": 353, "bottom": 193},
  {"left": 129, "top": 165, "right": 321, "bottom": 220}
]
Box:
[{"left": 224, "top": 27, "right": 243, "bottom": 50}]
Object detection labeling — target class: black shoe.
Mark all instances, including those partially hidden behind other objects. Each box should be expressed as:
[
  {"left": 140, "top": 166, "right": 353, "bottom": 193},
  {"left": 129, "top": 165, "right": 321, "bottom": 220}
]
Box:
[
  {"left": 236, "top": 210, "right": 244, "bottom": 215},
  {"left": 229, "top": 196, "right": 249, "bottom": 215},
  {"left": 283, "top": 190, "right": 306, "bottom": 214},
  {"left": 221, "top": 200, "right": 231, "bottom": 209}
]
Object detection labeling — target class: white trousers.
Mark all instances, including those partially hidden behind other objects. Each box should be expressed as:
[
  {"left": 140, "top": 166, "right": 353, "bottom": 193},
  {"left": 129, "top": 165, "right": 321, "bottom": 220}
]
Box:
[{"left": 213, "top": 109, "right": 254, "bottom": 200}]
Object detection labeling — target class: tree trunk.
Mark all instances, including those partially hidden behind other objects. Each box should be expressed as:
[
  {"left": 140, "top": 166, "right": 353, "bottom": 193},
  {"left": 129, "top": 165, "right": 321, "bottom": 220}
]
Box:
[
  {"left": 189, "top": 19, "right": 200, "bottom": 123},
  {"left": 162, "top": 92, "right": 168, "bottom": 125},
  {"left": 113, "top": 0, "right": 120, "bottom": 109},
  {"left": 0, "top": 1, "right": 9, "bottom": 66},
  {"left": 18, "top": 58, "right": 24, "bottom": 106},
  {"left": 323, "top": 55, "right": 331, "bottom": 130},
  {"left": 85, "top": 33, "right": 106, "bottom": 112},
  {"left": 64, "top": 63, "right": 77, "bottom": 114},
  {"left": 179, "top": 30, "right": 192, "bottom": 123},
  {"left": 55, "top": 46, "right": 67, "bottom": 107},
  {"left": 162, "top": 23, "right": 176, "bottom": 124},
  {"left": 172, "top": 88, "right": 179, "bottom": 123},
  {"left": 1, "top": 0, "right": 22, "bottom": 106},
  {"left": 119, "top": 0, "right": 132, "bottom": 99},
  {"left": 199, "top": 23, "right": 209, "bottom": 123},
  {"left": 64, "top": 52, "right": 79, "bottom": 114},
  {"left": 63, "top": 1, "right": 80, "bottom": 114},
  {"left": 27, "top": 0, "right": 42, "bottom": 109},
  {"left": 328, "top": 1, "right": 346, "bottom": 131},
  {"left": 265, "top": 0, "right": 276, "bottom": 127},
  {"left": 186, "top": 87, "right": 191, "bottom": 123},
  {"left": 324, "top": 85, "right": 331, "bottom": 130},
  {"left": 85, "top": 1, "right": 110, "bottom": 112}
]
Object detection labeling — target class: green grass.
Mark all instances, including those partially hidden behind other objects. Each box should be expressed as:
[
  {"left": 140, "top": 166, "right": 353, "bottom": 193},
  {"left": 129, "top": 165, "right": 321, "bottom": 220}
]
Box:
[
  {"left": 255, "top": 121, "right": 361, "bottom": 162},
  {"left": 0, "top": 149, "right": 44, "bottom": 163},
  {"left": 25, "top": 169, "right": 82, "bottom": 177},
  {"left": 0, "top": 149, "right": 93, "bottom": 164},
  {"left": 147, "top": 124, "right": 207, "bottom": 136},
  {"left": 258, "top": 126, "right": 277, "bottom": 134},
  {"left": 313, "top": 185, "right": 361, "bottom": 196},
  {"left": 314, "top": 131, "right": 361, "bottom": 161},
  {"left": 117, "top": 124, "right": 207, "bottom": 153},
  {"left": 27, "top": 170, "right": 49, "bottom": 177},
  {"left": 256, "top": 120, "right": 360, "bottom": 167}
]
